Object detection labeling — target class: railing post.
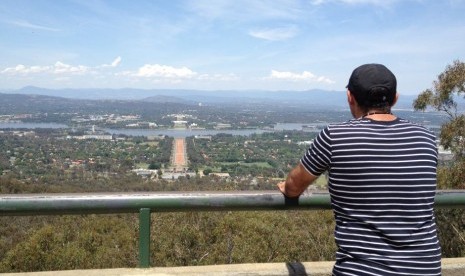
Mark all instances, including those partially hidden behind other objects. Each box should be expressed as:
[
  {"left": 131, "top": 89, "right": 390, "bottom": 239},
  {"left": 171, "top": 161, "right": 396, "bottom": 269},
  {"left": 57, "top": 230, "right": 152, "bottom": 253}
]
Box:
[{"left": 139, "top": 208, "right": 151, "bottom": 268}]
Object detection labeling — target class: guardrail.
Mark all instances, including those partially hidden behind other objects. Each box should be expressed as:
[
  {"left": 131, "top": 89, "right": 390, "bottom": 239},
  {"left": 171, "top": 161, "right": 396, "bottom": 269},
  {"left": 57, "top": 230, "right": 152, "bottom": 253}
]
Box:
[{"left": 1, "top": 190, "right": 465, "bottom": 268}]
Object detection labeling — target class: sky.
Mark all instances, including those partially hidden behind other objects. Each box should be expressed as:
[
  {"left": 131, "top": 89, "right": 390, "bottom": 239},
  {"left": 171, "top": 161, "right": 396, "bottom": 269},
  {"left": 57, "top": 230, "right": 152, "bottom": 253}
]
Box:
[{"left": 0, "top": 0, "right": 464, "bottom": 95}]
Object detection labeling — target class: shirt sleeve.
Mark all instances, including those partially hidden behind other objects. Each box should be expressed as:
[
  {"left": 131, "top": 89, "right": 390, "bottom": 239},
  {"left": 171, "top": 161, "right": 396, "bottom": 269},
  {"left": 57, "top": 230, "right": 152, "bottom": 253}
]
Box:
[{"left": 300, "top": 127, "right": 332, "bottom": 176}]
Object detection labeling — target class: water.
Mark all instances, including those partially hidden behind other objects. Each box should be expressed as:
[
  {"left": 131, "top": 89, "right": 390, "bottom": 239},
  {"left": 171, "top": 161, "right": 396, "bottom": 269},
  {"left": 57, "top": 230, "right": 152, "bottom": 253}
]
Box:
[
  {"left": 0, "top": 122, "right": 324, "bottom": 137},
  {"left": 105, "top": 128, "right": 271, "bottom": 138},
  {"left": 0, "top": 122, "right": 67, "bottom": 129},
  {"left": 2, "top": 121, "right": 439, "bottom": 138},
  {"left": 274, "top": 123, "right": 304, "bottom": 131},
  {"left": 274, "top": 123, "right": 326, "bottom": 131},
  {"left": 107, "top": 123, "right": 328, "bottom": 137}
]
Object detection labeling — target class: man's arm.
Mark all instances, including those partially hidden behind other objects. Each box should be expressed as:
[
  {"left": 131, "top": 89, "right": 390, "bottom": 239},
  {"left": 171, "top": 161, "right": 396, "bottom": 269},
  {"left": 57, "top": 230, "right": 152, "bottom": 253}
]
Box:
[{"left": 278, "top": 163, "right": 318, "bottom": 198}]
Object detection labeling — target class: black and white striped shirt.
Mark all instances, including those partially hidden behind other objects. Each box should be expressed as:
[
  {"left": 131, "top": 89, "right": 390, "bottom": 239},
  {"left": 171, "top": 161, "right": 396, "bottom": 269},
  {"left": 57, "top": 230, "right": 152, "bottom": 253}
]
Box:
[{"left": 301, "top": 117, "right": 441, "bottom": 276}]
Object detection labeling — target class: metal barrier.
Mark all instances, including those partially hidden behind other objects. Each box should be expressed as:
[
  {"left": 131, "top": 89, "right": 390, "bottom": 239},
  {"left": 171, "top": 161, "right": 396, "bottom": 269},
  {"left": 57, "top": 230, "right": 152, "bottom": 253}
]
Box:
[{"left": 1, "top": 190, "right": 465, "bottom": 268}]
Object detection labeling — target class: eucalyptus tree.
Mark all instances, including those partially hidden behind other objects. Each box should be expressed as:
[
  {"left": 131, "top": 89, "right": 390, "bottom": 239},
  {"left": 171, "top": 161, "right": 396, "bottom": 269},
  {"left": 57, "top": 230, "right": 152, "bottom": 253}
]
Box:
[
  {"left": 414, "top": 60, "right": 465, "bottom": 256},
  {"left": 414, "top": 60, "right": 465, "bottom": 159}
]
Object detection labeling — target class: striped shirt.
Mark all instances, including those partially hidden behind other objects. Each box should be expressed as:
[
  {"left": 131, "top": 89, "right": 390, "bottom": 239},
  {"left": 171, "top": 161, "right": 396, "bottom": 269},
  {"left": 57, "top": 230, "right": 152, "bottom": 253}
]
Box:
[{"left": 301, "top": 117, "right": 441, "bottom": 276}]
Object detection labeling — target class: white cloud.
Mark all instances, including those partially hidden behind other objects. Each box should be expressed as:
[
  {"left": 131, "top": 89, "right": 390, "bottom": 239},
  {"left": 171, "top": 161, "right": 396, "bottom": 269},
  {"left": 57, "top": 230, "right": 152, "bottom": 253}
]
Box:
[
  {"left": 268, "top": 70, "right": 334, "bottom": 84},
  {"left": 2, "top": 59, "right": 238, "bottom": 87},
  {"left": 111, "top": 56, "right": 122, "bottom": 67},
  {"left": 101, "top": 56, "right": 122, "bottom": 68},
  {"left": 134, "top": 64, "right": 197, "bottom": 79},
  {"left": 118, "top": 65, "right": 239, "bottom": 84},
  {"left": 1, "top": 64, "right": 50, "bottom": 74},
  {"left": 9, "top": 20, "right": 60, "bottom": 32},
  {"left": 249, "top": 26, "right": 298, "bottom": 41},
  {"left": 1, "top": 57, "right": 124, "bottom": 76},
  {"left": 53, "top": 62, "right": 89, "bottom": 74},
  {"left": 1, "top": 62, "right": 89, "bottom": 75}
]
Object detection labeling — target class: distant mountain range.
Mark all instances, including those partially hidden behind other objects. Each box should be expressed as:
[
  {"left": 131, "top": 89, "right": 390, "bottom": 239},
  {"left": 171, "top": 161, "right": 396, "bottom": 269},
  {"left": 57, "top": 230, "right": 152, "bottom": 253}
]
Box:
[{"left": 0, "top": 86, "right": 443, "bottom": 110}]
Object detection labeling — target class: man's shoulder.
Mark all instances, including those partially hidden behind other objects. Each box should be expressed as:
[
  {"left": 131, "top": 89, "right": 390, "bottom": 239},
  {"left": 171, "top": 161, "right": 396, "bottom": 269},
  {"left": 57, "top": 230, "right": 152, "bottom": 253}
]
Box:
[
  {"left": 327, "top": 119, "right": 365, "bottom": 128},
  {"left": 328, "top": 117, "right": 430, "bottom": 130},
  {"left": 395, "top": 117, "right": 434, "bottom": 132}
]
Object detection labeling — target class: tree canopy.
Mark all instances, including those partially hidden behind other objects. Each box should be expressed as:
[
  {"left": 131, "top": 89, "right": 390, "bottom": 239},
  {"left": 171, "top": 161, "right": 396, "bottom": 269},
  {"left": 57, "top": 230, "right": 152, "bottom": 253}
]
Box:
[{"left": 414, "top": 60, "right": 465, "bottom": 159}]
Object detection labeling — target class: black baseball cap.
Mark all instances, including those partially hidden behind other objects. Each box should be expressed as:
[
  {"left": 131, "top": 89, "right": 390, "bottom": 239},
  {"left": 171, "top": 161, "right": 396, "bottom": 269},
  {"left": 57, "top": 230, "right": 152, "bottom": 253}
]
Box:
[{"left": 346, "top": 63, "right": 397, "bottom": 108}]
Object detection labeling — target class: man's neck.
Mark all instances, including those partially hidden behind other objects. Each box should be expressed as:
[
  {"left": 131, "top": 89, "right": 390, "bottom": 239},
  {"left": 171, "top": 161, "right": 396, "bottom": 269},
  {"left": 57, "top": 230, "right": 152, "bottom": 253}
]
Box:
[{"left": 363, "top": 112, "right": 397, "bottom": 121}]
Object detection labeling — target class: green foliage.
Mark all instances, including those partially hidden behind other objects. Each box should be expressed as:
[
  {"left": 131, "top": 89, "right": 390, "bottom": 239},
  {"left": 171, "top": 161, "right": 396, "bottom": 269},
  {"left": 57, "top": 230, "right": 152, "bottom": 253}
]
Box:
[
  {"left": 414, "top": 60, "right": 465, "bottom": 159},
  {"left": 186, "top": 131, "right": 312, "bottom": 177},
  {"left": 414, "top": 60, "right": 465, "bottom": 259},
  {"left": 0, "top": 208, "right": 336, "bottom": 272},
  {"left": 439, "top": 115, "right": 465, "bottom": 160},
  {"left": 414, "top": 60, "right": 465, "bottom": 114},
  {"left": 151, "top": 210, "right": 335, "bottom": 267},
  {"left": 0, "top": 215, "right": 138, "bottom": 272},
  {"left": 148, "top": 163, "right": 161, "bottom": 170},
  {"left": 437, "top": 160, "right": 465, "bottom": 189},
  {"left": 436, "top": 209, "right": 465, "bottom": 258},
  {"left": 203, "top": 168, "right": 212, "bottom": 176},
  {"left": 436, "top": 160, "right": 465, "bottom": 259},
  {"left": 0, "top": 171, "right": 334, "bottom": 272}
]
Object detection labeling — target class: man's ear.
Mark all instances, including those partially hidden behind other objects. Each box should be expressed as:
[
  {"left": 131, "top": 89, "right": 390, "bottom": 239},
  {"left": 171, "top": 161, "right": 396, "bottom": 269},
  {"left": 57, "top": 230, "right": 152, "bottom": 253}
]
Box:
[
  {"left": 347, "top": 90, "right": 356, "bottom": 105},
  {"left": 391, "top": 93, "right": 399, "bottom": 107}
]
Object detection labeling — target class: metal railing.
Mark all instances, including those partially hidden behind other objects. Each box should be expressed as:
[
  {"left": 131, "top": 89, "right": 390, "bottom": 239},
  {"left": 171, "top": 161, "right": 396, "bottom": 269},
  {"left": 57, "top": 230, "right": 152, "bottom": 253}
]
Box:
[{"left": 1, "top": 190, "right": 465, "bottom": 268}]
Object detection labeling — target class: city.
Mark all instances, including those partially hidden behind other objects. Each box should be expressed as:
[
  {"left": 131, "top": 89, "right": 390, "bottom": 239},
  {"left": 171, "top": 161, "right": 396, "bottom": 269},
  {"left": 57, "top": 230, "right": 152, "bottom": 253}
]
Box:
[{"left": 0, "top": 88, "right": 462, "bottom": 273}]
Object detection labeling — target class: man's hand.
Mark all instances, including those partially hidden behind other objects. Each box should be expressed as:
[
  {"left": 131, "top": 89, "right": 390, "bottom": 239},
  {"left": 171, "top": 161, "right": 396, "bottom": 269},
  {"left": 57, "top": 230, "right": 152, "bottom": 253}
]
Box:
[
  {"left": 277, "top": 181, "right": 286, "bottom": 195},
  {"left": 278, "top": 163, "right": 318, "bottom": 198}
]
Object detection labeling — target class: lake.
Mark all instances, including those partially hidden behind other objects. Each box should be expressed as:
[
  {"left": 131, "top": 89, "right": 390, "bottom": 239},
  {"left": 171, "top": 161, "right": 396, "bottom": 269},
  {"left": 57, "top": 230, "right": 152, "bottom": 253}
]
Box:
[
  {"left": 106, "top": 123, "right": 327, "bottom": 137},
  {"left": 0, "top": 122, "right": 68, "bottom": 129},
  {"left": 0, "top": 122, "right": 322, "bottom": 138},
  {"left": 105, "top": 128, "right": 272, "bottom": 138}
]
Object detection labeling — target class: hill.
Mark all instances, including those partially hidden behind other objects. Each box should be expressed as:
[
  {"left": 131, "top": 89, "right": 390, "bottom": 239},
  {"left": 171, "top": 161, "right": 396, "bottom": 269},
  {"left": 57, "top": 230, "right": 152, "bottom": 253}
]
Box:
[{"left": 2, "top": 86, "right": 421, "bottom": 110}]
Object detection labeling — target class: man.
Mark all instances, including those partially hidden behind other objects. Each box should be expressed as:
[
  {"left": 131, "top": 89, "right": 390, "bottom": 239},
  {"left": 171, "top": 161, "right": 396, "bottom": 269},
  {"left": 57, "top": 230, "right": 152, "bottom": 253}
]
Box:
[{"left": 278, "top": 64, "right": 441, "bottom": 275}]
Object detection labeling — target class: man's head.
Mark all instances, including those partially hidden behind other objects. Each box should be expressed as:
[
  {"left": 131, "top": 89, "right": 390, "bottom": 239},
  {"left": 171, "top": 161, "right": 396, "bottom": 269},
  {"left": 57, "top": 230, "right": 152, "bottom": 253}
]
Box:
[{"left": 346, "top": 63, "right": 397, "bottom": 109}]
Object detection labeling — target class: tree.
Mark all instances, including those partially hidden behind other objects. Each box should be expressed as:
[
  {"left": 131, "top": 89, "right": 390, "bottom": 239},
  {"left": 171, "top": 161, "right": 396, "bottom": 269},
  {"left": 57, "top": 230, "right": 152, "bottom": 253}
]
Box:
[
  {"left": 148, "top": 163, "right": 160, "bottom": 170},
  {"left": 203, "top": 168, "right": 212, "bottom": 176},
  {"left": 413, "top": 60, "right": 465, "bottom": 159},
  {"left": 414, "top": 60, "right": 465, "bottom": 257}
]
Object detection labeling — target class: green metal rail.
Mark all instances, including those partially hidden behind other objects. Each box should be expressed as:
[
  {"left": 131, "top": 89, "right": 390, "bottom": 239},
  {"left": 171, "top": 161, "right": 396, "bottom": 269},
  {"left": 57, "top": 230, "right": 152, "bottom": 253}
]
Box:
[{"left": 1, "top": 190, "right": 465, "bottom": 268}]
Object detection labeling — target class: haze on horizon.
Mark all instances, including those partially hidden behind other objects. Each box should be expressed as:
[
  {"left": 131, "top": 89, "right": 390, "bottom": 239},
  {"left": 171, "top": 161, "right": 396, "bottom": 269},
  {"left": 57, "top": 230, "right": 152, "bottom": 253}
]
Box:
[{"left": 1, "top": 0, "right": 464, "bottom": 95}]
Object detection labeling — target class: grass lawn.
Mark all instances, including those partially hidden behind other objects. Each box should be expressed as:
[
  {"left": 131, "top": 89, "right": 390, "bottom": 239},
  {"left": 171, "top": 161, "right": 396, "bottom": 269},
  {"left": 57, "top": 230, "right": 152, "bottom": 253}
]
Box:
[{"left": 219, "top": 161, "right": 273, "bottom": 168}]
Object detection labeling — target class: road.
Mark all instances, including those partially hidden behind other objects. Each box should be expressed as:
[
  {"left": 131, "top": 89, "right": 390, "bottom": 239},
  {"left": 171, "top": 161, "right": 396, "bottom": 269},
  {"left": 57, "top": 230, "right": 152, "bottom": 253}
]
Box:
[{"left": 173, "top": 138, "right": 187, "bottom": 170}]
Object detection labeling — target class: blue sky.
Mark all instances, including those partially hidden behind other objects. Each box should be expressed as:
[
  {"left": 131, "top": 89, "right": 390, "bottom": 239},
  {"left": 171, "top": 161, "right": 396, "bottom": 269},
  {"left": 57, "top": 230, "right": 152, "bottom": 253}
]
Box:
[{"left": 0, "top": 0, "right": 464, "bottom": 95}]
